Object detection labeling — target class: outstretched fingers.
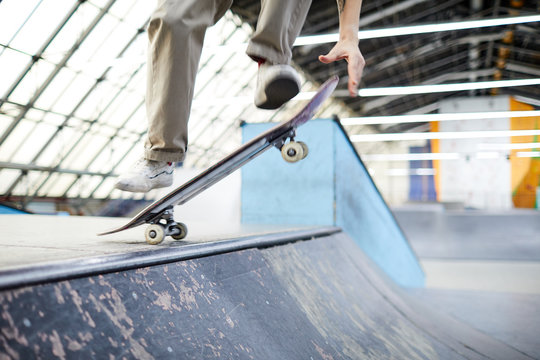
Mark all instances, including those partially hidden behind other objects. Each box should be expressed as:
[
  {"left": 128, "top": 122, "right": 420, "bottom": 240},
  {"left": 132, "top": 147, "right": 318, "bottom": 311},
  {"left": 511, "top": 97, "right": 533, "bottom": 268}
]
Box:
[
  {"left": 347, "top": 51, "right": 364, "bottom": 96},
  {"left": 319, "top": 41, "right": 365, "bottom": 97}
]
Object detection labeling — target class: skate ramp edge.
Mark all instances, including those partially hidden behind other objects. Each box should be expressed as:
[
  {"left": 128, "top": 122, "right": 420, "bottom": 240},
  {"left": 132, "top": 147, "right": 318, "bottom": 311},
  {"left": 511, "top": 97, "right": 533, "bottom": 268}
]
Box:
[
  {"left": 241, "top": 118, "right": 424, "bottom": 288},
  {"left": 0, "top": 229, "right": 530, "bottom": 359}
]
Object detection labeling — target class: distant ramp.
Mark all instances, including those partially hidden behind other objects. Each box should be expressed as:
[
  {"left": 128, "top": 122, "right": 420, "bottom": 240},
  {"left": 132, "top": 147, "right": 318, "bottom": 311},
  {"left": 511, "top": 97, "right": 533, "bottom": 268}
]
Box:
[{"left": 0, "top": 229, "right": 530, "bottom": 359}]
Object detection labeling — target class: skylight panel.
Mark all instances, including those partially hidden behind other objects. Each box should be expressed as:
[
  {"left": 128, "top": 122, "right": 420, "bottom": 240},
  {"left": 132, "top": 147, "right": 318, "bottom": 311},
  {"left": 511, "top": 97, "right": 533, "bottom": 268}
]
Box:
[
  {"left": 0, "top": 114, "right": 13, "bottom": 136},
  {"left": 90, "top": 121, "right": 116, "bottom": 139},
  {"left": 92, "top": 177, "right": 117, "bottom": 199},
  {"left": 34, "top": 126, "right": 77, "bottom": 167},
  {"left": 97, "top": 88, "right": 145, "bottom": 128},
  {"left": 73, "top": 81, "right": 118, "bottom": 121},
  {"left": 43, "top": 3, "right": 100, "bottom": 65},
  {"left": 75, "top": 22, "right": 135, "bottom": 80},
  {"left": 0, "top": 0, "right": 41, "bottom": 44},
  {"left": 10, "top": 170, "right": 41, "bottom": 196},
  {"left": 108, "top": 0, "right": 136, "bottom": 18},
  {"left": 40, "top": 173, "right": 79, "bottom": 198},
  {"left": 6, "top": 59, "right": 56, "bottom": 105},
  {"left": 2, "top": 0, "right": 77, "bottom": 55},
  {"left": 108, "top": 0, "right": 152, "bottom": 22},
  {"left": 87, "top": 0, "right": 112, "bottom": 9},
  {"left": 49, "top": 74, "right": 97, "bottom": 115},
  {"left": 41, "top": 112, "right": 66, "bottom": 127},
  {"left": 119, "top": 104, "right": 146, "bottom": 133},
  {"left": 0, "top": 48, "right": 32, "bottom": 97},
  {"left": 113, "top": 146, "right": 143, "bottom": 174},
  {"left": 62, "top": 132, "right": 110, "bottom": 171},
  {"left": 67, "top": 14, "right": 122, "bottom": 74},
  {"left": 10, "top": 121, "right": 57, "bottom": 164},
  {"left": 0, "top": 119, "right": 33, "bottom": 162},
  {"left": 121, "top": 1, "right": 153, "bottom": 29},
  {"left": 87, "top": 143, "right": 115, "bottom": 174},
  {"left": 0, "top": 169, "right": 20, "bottom": 194},
  {"left": 33, "top": 67, "right": 76, "bottom": 112},
  {"left": 64, "top": 174, "right": 90, "bottom": 198},
  {"left": 69, "top": 174, "right": 104, "bottom": 199}
]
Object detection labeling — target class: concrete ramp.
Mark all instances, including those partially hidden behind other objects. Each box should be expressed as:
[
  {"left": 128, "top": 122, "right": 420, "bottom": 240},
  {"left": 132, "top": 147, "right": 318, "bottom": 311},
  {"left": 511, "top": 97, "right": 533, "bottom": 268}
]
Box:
[
  {"left": 0, "top": 229, "right": 530, "bottom": 359},
  {"left": 241, "top": 119, "right": 424, "bottom": 288}
]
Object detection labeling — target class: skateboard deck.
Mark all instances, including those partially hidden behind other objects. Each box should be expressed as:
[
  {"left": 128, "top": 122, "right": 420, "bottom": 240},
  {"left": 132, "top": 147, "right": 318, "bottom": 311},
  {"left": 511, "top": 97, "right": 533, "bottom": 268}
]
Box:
[{"left": 99, "top": 75, "right": 339, "bottom": 244}]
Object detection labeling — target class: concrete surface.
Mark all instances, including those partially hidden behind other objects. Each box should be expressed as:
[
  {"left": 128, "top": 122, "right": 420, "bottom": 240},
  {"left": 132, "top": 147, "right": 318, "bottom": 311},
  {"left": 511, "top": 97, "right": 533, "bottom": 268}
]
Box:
[
  {"left": 393, "top": 207, "right": 540, "bottom": 261},
  {"left": 395, "top": 205, "right": 540, "bottom": 358},
  {"left": 0, "top": 214, "right": 312, "bottom": 272},
  {"left": 409, "top": 288, "right": 540, "bottom": 357},
  {"left": 1, "top": 230, "right": 533, "bottom": 359}
]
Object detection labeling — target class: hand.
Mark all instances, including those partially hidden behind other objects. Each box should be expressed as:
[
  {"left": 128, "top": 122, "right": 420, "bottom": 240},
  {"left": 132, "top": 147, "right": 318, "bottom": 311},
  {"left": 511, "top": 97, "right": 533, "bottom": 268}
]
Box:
[{"left": 319, "top": 39, "right": 365, "bottom": 97}]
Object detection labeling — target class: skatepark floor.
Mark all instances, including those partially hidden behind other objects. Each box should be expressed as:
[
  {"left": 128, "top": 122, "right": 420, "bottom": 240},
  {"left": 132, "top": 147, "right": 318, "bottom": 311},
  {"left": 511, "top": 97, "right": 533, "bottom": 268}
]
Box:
[{"left": 393, "top": 205, "right": 540, "bottom": 357}]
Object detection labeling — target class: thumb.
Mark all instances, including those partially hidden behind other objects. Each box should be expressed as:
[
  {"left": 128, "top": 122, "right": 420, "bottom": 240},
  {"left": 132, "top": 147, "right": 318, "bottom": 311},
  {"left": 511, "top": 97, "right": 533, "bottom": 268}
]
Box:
[{"left": 319, "top": 52, "right": 338, "bottom": 64}]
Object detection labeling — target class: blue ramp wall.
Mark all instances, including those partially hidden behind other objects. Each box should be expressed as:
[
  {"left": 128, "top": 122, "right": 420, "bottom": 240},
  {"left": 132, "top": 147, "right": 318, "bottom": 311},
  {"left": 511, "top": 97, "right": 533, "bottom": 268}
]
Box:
[{"left": 241, "top": 119, "right": 424, "bottom": 287}]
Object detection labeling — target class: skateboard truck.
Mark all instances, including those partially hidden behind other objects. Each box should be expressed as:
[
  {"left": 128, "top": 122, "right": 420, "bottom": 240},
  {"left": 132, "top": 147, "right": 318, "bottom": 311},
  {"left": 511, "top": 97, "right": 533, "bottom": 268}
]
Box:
[
  {"left": 273, "top": 129, "right": 309, "bottom": 163},
  {"left": 144, "top": 206, "right": 187, "bottom": 245}
]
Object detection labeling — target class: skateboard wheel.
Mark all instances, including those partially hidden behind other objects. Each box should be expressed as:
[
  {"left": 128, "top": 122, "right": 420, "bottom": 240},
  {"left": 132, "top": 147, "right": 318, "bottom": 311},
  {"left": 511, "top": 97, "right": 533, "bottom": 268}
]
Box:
[
  {"left": 171, "top": 222, "right": 188, "bottom": 240},
  {"left": 297, "top": 141, "right": 309, "bottom": 159},
  {"left": 145, "top": 224, "right": 165, "bottom": 245},
  {"left": 281, "top": 141, "right": 304, "bottom": 163}
]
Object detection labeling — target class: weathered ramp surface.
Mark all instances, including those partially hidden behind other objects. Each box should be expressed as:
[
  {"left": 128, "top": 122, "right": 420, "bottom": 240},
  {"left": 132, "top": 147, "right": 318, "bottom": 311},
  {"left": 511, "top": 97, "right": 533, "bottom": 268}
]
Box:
[{"left": 0, "top": 231, "right": 532, "bottom": 359}]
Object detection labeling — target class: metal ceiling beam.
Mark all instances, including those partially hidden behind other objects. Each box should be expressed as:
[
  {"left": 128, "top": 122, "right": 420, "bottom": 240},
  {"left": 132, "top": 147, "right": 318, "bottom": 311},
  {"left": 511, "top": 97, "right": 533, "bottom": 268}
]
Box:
[
  {"left": 0, "top": 0, "right": 82, "bottom": 108},
  {"left": 29, "top": 63, "right": 146, "bottom": 197},
  {"left": 358, "top": 0, "right": 430, "bottom": 28},
  {"left": 0, "top": 161, "right": 114, "bottom": 178},
  {"left": 0, "top": 0, "right": 45, "bottom": 58},
  {"left": 0, "top": 0, "right": 116, "bottom": 147},
  {"left": 4, "top": 9, "right": 146, "bottom": 197},
  {"left": 369, "top": 33, "right": 503, "bottom": 74},
  {"left": 505, "top": 62, "right": 540, "bottom": 77},
  {"left": 0, "top": 98, "right": 143, "bottom": 140},
  {"left": 358, "top": 68, "right": 497, "bottom": 113}
]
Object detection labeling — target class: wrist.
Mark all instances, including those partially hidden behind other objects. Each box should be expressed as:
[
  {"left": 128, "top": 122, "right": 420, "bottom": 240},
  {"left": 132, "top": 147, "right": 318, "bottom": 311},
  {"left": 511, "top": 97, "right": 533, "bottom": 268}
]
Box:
[{"left": 339, "top": 23, "right": 359, "bottom": 41}]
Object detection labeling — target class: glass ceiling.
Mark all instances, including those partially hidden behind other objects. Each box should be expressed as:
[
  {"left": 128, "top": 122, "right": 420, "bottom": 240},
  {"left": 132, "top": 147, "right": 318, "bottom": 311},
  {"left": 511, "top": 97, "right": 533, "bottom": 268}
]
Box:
[{"left": 0, "top": 0, "right": 352, "bottom": 203}]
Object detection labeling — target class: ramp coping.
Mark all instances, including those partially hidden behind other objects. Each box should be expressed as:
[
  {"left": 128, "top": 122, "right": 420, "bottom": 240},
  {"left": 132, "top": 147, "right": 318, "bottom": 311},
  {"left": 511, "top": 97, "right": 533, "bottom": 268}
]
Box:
[{"left": 0, "top": 226, "right": 340, "bottom": 291}]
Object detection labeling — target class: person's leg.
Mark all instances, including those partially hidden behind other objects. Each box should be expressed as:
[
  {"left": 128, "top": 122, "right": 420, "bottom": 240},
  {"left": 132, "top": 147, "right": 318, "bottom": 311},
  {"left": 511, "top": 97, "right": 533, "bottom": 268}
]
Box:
[
  {"left": 246, "top": 0, "right": 312, "bottom": 109},
  {"left": 116, "top": 0, "right": 232, "bottom": 192},
  {"left": 145, "top": 0, "right": 233, "bottom": 162},
  {"left": 247, "top": 0, "right": 312, "bottom": 65}
]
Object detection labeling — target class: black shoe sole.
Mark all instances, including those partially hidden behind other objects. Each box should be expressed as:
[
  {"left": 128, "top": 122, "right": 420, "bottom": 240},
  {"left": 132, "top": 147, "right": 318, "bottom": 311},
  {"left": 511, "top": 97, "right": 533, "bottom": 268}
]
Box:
[{"left": 257, "top": 78, "right": 300, "bottom": 110}]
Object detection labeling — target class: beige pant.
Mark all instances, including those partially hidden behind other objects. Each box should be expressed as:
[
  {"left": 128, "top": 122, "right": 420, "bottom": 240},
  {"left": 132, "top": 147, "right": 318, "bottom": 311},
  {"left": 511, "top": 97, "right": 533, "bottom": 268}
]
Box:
[{"left": 144, "top": 0, "right": 312, "bottom": 162}]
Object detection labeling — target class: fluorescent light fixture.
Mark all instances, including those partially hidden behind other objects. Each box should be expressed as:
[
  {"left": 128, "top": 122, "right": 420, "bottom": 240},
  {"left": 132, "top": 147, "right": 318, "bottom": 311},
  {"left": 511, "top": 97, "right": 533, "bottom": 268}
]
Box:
[
  {"left": 363, "top": 153, "right": 459, "bottom": 161},
  {"left": 351, "top": 129, "right": 540, "bottom": 142},
  {"left": 475, "top": 151, "right": 501, "bottom": 159},
  {"left": 478, "top": 142, "right": 540, "bottom": 150},
  {"left": 342, "top": 110, "right": 540, "bottom": 126},
  {"left": 357, "top": 78, "right": 540, "bottom": 97},
  {"left": 517, "top": 151, "right": 540, "bottom": 158},
  {"left": 386, "top": 168, "right": 436, "bottom": 176},
  {"left": 208, "top": 15, "right": 540, "bottom": 52},
  {"left": 294, "top": 15, "right": 540, "bottom": 46},
  {"left": 363, "top": 152, "right": 501, "bottom": 162}
]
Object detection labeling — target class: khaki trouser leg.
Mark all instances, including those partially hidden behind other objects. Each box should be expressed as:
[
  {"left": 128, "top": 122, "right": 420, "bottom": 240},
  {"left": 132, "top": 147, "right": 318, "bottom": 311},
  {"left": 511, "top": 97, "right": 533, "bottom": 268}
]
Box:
[
  {"left": 145, "top": 0, "right": 232, "bottom": 162},
  {"left": 246, "top": 0, "right": 312, "bottom": 65}
]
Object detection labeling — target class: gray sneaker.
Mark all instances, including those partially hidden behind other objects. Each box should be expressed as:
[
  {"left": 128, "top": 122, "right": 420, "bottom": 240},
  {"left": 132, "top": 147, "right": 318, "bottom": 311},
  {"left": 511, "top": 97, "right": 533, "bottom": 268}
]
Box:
[
  {"left": 114, "top": 159, "right": 174, "bottom": 193},
  {"left": 254, "top": 63, "right": 301, "bottom": 109}
]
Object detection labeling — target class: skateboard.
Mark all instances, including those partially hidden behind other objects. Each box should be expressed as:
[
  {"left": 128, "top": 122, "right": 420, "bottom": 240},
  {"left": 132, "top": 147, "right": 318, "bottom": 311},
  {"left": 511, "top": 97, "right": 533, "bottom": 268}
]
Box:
[{"left": 98, "top": 75, "right": 339, "bottom": 244}]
